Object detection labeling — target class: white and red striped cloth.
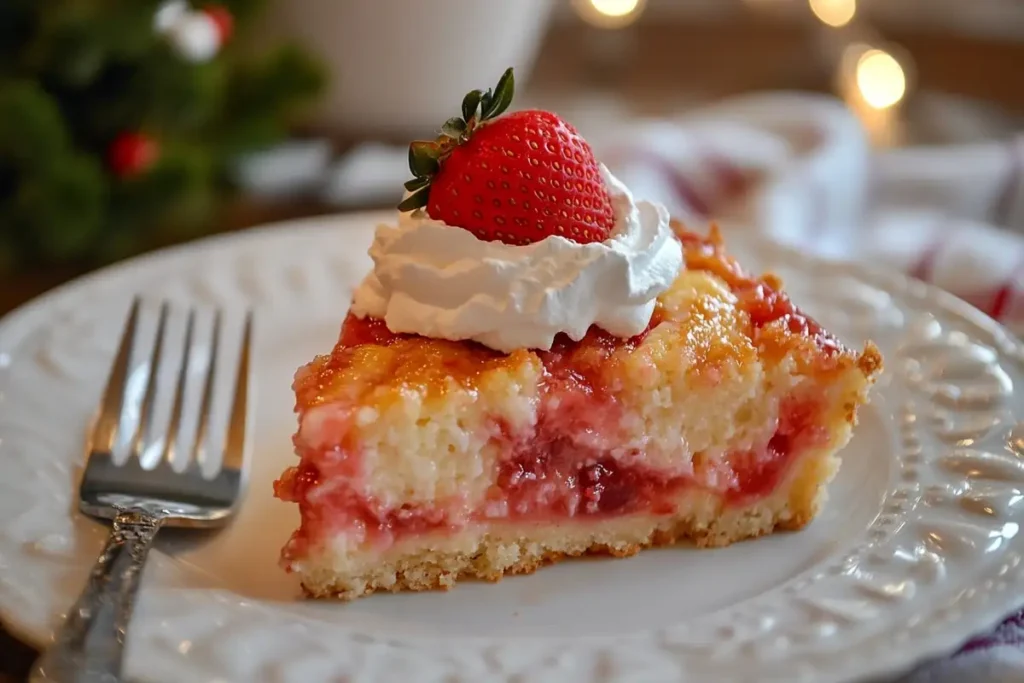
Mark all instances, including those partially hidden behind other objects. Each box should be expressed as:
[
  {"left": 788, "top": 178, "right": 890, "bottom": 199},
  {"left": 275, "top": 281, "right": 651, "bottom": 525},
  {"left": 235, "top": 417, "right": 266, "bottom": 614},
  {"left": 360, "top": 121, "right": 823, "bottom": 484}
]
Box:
[{"left": 597, "top": 92, "right": 1024, "bottom": 335}]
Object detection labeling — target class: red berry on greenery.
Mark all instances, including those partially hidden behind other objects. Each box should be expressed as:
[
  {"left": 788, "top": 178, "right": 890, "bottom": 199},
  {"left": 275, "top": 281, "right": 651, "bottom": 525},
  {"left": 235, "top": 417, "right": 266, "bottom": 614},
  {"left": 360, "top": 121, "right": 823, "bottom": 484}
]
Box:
[
  {"left": 202, "top": 4, "right": 234, "bottom": 44},
  {"left": 399, "top": 68, "right": 616, "bottom": 246},
  {"left": 108, "top": 132, "right": 159, "bottom": 178}
]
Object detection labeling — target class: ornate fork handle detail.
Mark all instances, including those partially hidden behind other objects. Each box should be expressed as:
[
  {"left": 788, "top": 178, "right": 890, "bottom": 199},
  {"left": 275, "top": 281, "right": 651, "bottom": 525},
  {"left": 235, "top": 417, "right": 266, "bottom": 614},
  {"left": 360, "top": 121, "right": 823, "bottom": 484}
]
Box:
[{"left": 31, "top": 510, "right": 163, "bottom": 683}]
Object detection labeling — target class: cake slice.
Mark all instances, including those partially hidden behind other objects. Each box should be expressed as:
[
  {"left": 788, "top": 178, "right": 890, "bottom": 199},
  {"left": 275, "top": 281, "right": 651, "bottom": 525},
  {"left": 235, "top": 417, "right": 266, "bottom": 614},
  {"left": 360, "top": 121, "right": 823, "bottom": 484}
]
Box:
[
  {"left": 274, "top": 224, "right": 881, "bottom": 599},
  {"left": 274, "top": 68, "right": 881, "bottom": 599}
]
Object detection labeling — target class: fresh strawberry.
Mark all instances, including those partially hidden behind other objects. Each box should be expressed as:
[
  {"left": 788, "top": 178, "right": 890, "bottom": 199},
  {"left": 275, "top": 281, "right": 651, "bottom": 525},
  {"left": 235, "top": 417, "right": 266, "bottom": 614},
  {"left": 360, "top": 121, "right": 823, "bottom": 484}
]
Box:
[
  {"left": 399, "top": 68, "right": 615, "bottom": 246},
  {"left": 426, "top": 110, "right": 615, "bottom": 245}
]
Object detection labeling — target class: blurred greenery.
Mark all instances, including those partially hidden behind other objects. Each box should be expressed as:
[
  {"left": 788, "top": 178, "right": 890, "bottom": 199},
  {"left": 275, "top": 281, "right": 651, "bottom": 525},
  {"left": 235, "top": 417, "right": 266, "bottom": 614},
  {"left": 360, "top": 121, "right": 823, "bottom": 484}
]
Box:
[{"left": 0, "top": 0, "right": 324, "bottom": 272}]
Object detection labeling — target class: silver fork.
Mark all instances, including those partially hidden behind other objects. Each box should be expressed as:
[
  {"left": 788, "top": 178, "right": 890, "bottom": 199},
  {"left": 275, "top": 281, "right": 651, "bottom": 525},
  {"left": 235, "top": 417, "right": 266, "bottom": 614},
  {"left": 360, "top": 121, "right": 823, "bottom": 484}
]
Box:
[{"left": 30, "top": 299, "right": 253, "bottom": 683}]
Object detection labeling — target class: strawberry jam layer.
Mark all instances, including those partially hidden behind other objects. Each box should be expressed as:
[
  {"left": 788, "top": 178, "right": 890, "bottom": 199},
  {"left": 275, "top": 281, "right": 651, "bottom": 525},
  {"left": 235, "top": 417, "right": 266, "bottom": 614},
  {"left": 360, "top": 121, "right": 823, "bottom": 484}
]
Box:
[{"left": 275, "top": 397, "right": 820, "bottom": 561}]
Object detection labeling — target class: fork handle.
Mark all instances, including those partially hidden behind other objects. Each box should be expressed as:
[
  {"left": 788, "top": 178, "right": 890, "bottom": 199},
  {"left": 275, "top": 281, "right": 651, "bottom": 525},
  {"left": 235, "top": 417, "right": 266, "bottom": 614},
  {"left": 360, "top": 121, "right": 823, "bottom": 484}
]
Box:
[{"left": 30, "top": 511, "right": 162, "bottom": 683}]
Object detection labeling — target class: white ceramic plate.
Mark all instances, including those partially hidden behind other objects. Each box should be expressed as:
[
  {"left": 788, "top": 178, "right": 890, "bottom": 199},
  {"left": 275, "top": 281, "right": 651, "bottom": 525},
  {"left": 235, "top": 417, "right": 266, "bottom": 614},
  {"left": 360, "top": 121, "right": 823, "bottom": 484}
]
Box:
[{"left": 2, "top": 212, "right": 1024, "bottom": 683}]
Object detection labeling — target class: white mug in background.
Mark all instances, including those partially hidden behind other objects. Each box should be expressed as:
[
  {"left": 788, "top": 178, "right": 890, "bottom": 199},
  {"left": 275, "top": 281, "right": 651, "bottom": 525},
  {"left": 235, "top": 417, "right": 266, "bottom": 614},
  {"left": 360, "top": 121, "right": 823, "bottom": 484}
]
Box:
[{"left": 254, "top": 0, "right": 556, "bottom": 138}]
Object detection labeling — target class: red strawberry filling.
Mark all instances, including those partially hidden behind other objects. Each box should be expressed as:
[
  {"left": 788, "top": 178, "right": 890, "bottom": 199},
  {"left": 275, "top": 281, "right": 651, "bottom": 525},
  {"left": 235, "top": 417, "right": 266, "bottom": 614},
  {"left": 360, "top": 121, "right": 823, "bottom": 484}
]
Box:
[
  {"left": 275, "top": 395, "right": 824, "bottom": 561},
  {"left": 276, "top": 311, "right": 832, "bottom": 561}
]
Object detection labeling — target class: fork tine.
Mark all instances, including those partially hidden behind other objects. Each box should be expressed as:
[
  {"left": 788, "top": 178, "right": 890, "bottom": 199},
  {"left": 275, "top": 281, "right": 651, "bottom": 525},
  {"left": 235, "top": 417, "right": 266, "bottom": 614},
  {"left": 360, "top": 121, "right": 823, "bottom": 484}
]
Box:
[
  {"left": 91, "top": 298, "right": 141, "bottom": 453},
  {"left": 190, "top": 309, "right": 222, "bottom": 466},
  {"left": 160, "top": 309, "right": 195, "bottom": 467},
  {"left": 222, "top": 311, "right": 253, "bottom": 473},
  {"left": 129, "top": 302, "right": 170, "bottom": 460}
]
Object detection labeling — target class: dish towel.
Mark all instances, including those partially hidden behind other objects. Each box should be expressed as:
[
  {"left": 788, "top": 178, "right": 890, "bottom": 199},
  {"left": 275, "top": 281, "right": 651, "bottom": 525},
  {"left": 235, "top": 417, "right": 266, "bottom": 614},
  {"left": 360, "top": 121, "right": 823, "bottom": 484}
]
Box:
[{"left": 594, "top": 93, "right": 1024, "bottom": 683}]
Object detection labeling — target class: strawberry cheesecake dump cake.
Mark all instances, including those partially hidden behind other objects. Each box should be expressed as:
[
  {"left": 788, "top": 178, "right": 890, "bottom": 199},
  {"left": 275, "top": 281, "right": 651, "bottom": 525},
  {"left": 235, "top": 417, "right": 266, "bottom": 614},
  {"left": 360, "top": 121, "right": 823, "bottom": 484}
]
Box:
[{"left": 273, "top": 68, "right": 882, "bottom": 600}]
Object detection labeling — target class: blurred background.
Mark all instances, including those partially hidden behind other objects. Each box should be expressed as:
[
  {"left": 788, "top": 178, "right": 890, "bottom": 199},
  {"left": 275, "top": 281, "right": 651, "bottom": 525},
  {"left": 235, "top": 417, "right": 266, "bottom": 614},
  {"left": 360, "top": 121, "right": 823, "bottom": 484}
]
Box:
[{"left": 1, "top": 0, "right": 1023, "bottom": 315}]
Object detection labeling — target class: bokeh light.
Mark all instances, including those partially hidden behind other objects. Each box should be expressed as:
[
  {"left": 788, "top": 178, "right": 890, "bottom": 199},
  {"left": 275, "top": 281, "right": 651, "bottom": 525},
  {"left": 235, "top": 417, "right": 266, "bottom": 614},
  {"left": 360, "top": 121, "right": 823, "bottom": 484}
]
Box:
[
  {"left": 591, "top": 0, "right": 641, "bottom": 17},
  {"left": 855, "top": 48, "right": 907, "bottom": 109},
  {"left": 573, "top": 0, "right": 647, "bottom": 28},
  {"left": 809, "top": 0, "right": 856, "bottom": 28}
]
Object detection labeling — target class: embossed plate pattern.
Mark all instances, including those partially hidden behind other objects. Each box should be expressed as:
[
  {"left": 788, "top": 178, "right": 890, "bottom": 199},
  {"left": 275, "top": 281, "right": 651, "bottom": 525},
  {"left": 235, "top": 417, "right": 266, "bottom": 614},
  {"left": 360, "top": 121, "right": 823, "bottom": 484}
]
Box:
[{"left": 1, "top": 213, "right": 1024, "bottom": 683}]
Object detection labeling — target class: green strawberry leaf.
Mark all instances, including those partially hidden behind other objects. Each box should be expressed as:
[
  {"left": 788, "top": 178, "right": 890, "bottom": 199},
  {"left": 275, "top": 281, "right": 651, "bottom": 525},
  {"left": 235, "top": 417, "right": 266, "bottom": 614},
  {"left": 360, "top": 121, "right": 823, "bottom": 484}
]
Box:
[
  {"left": 478, "top": 88, "right": 494, "bottom": 121},
  {"left": 398, "top": 187, "right": 430, "bottom": 212},
  {"left": 441, "top": 117, "right": 467, "bottom": 138},
  {"left": 408, "top": 141, "right": 440, "bottom": 177},
  {"left": 482, "top": 67, "right": 515, "bottom": 120},
  {"left": 404, "top": 176, "right": 430, "bottom": 192},
  {"left": 399, "top": 68, "right": 517, "bottom": 203},
  {"left": 461, "top": 89, "right": 482, "bottom": 122}
]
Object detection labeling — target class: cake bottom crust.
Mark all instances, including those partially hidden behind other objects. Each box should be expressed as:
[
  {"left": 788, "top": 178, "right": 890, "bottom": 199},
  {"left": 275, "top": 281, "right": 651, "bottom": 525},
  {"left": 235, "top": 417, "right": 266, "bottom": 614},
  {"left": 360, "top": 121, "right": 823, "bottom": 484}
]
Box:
[{"left": 296, "top": 439, "right": 843, "bottom": 601}]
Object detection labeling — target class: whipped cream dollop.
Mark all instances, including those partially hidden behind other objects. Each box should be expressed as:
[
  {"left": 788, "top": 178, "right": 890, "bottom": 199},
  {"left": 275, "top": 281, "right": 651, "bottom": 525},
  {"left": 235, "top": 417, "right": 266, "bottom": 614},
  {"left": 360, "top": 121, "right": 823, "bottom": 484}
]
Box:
[{"left": 350, "top": 166, "right": 683, "bottom": 353}]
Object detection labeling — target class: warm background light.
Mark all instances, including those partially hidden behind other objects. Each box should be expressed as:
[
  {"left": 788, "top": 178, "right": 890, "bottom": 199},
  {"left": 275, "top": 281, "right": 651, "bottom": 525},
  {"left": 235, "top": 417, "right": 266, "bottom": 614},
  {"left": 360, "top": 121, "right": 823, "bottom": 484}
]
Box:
[
  {"left": 573, "top": 0, "right": 646, "bottom": 28},
  {"left": 809, "top": 0, "right": 856, "bottom": 28},
  {"left": 591, "top": 0, "right": 641, "bottom": 17},
  {"left": 855, "top": 48, "right": 907, "bottom": 109}
]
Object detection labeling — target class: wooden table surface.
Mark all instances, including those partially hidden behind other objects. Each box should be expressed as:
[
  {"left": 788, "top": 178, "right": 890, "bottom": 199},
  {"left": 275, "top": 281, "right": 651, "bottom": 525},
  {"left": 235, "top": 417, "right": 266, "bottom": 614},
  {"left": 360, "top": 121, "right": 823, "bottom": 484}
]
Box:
[{"left": 1, "top": 16, "right": 1021, "bottom": 682}]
